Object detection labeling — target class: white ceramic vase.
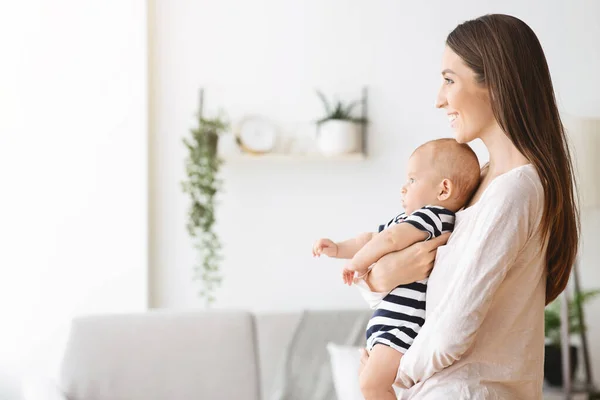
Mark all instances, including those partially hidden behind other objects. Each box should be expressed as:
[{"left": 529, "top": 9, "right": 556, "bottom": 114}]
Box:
[{"left": 316, "top": 120, "right": 361, "bottom": 155}]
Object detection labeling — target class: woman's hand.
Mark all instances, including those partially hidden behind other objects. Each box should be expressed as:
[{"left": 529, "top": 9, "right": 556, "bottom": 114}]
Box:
[{"left": 364, "top": 233, "right": 450, "bottom": 293}]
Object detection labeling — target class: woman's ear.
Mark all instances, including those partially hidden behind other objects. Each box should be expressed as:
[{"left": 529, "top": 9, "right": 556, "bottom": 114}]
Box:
[{"left": 437, "top": 178, "right": 452, "bottom": 201}]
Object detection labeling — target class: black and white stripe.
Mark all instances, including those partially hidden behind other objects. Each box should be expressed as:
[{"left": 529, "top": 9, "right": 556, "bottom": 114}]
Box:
[{"left": 367, "top": 205, "right": 455, "bottom": 353}]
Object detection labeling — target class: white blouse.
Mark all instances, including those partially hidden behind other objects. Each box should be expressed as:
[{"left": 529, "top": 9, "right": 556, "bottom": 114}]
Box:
[{"left": 396, "top": 164, "right": 547, "bottom": 399}]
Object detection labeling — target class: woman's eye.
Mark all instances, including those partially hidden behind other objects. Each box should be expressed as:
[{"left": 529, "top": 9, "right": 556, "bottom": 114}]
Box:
[{"left": 444, "top": 77, "right": 454, "bottom": 85}]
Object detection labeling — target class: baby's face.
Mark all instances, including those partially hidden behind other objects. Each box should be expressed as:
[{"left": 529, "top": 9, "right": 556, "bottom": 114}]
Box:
[{"left": 401, "top": 152, "right": 442, "bottom": 215}]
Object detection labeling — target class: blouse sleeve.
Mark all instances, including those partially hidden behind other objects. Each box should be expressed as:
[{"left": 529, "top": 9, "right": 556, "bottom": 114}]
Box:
[{"left": 395, "top": 171, "right": 542, "bottom": 388}]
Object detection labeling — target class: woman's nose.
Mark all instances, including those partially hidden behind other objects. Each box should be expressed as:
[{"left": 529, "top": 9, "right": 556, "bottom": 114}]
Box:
[{"left": 435, "top": 85, "right": 447, "bottom": 109}]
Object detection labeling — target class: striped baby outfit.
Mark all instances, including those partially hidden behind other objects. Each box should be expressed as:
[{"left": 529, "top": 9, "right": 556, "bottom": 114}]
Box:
[{"left": 366, "top": 205, "right": 455, "bottom": 353}]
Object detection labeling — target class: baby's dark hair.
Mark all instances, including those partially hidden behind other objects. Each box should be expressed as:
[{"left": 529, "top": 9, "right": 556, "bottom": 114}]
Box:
[{"left": 414, "top": 139, "right": 480, "bottom": 208}]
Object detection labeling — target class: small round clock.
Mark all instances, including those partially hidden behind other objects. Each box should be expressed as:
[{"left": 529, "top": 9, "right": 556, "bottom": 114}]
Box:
[{"left": 234, "top": 115, "right": 278, "bottom": 155}]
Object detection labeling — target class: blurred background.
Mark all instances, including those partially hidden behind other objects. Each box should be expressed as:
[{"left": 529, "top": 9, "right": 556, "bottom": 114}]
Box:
[{"left": 0, "top": 0, "right": 598, "bottom": 399}]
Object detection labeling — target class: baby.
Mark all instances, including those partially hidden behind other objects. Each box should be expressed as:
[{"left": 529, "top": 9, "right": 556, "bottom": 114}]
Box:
[{"left": 313, "top": 138, "right": 480, "bottom": 400}]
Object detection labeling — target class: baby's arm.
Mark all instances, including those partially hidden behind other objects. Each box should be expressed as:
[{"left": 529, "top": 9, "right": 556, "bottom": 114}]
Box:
[
  {"left": 313, "top": 232, "right": 375, "bottom": 260},
  {"left": 335, "top": 232, "right": 375, "bottom": 259},
  {"left": 347, "top": 223, "right": 429, "bottom": 276}
]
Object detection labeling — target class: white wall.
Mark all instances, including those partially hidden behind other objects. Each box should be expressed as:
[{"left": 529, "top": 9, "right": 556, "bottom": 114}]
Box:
[
  {"left": 149, "top": 0, "right": 600, "bottom": 381},
  {"left": 0, "top": 1, "right": 148, "bottom": 398}
]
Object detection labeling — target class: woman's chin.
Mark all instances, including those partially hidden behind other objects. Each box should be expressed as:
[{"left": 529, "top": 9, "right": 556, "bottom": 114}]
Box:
[{"left": 453, "top": 130, "right": 471, "bottom": 144}]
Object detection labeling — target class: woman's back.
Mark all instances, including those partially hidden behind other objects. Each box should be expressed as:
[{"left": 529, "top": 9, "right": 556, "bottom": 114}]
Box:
[{"left": 400, "top": 164, "right": 546, "bottom": 399}]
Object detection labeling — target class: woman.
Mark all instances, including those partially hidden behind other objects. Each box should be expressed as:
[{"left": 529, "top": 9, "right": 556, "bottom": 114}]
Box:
[{"left": 361, "top": 14, "right": 579, "bottom": 399}]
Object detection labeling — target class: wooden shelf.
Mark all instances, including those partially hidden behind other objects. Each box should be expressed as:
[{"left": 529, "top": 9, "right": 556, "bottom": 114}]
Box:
[
  {"left": 215, "top": 86, "right": 369, "bottom": 164},
  {"left": 222, "top": 152, "right": 366, "bottom": 161}
]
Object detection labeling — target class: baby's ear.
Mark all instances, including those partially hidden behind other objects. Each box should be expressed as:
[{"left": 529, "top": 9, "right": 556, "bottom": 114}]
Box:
[{"left": 437, "top": 178, "right": 452, "bottom": 201}]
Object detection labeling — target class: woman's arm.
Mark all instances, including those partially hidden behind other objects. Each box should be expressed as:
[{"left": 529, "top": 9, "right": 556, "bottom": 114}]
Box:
[
  {"left": 363, "top": 233, "right": 450, "bottom": 292},
  {"left": 395, "top": 173, "right": 542, "bottom": 388}
]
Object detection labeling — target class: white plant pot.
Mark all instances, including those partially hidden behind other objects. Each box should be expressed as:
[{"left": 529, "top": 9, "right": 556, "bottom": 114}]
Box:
[{"left": 316, "top": 120, "right": 361, "bottom": 155}]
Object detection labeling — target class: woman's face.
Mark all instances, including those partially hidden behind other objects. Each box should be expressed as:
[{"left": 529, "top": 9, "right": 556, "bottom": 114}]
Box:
[{"left": 435, "top": 46, "right": 497, "bottom": 143}]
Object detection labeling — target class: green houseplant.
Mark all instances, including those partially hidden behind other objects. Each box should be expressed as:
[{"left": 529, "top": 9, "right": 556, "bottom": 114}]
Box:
[
  {"left": 315, "top": 90, "right": 367, "bottom": 156},
  {"left": 181, "top": 94, "right": 228, "bottom": 306},
  {"left": 315, "top": 90, "right": 366, "bottom": 125},
  {"left": 544, "top": 288, "right": 600, "bottom": 386}
]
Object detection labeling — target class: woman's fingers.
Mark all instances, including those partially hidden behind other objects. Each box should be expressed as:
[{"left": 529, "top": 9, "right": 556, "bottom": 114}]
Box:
[
  {"left": 425, "top": 232, "right": 450, "bottom": 251},
  {"left": 427, "top": 260, "right": 435, "bottom": 273}
]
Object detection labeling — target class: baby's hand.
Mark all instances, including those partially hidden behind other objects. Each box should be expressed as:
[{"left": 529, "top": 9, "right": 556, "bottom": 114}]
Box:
[
  {"left": 342, "top": 261, "right": 370, "bottom": 286},
  {"left": 342, "top": 268, "right": 356, "bottom": 286},
  {"left": 312, "top": 238, "right": 338, "bottom": 258}
]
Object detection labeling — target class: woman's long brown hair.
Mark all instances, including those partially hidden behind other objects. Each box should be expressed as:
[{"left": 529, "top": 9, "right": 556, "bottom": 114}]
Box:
[{"left": 446, "top": 14, "right": 580, "bottom": 304}]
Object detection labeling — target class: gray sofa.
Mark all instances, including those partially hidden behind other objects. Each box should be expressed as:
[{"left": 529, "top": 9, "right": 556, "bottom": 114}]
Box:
[
  {"left": 21, "top": 309, "right": 576, "bottom": 400},
  {"left": 32, "top": 309, "right": 371, "bottom": 400}
]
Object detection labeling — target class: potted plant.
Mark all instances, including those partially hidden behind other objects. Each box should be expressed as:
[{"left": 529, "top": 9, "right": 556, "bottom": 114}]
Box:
[
  {"left": 315, "top": 90, "right": 367, "bottom": 155},
  {"left": 544, "top": 288, "right": 600, "bottom": 386},
  {"left": 181, "top": 92, "right": 229, "bottom": 306}
]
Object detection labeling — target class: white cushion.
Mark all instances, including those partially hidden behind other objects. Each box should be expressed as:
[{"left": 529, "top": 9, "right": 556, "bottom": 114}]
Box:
[{"left": 326, "top": 343, "right": 364, "bottom": 400}]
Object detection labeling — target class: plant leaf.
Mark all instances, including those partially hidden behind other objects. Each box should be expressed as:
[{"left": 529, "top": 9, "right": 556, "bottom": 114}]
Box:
[{"left": 316, "top": 90, "right": 331, "bottom": 116}]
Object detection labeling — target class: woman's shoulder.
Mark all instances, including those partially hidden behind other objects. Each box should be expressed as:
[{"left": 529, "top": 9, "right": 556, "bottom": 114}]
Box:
[
  {"left": 487, "top": 164, "right": 541, "bottom": 195},
  {"left": 481, "top": 164, "right": 544, "bottom": 210}
]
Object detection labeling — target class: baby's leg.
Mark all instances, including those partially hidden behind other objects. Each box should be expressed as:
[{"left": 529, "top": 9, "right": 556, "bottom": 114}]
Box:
[{"left": 359, "top": 344, "right": 402, "bottom": 400}]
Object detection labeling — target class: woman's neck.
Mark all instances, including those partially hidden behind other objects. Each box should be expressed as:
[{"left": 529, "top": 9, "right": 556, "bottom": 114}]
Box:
[{"left": 480, "top": 125, "right": 530, "bottom": 176}]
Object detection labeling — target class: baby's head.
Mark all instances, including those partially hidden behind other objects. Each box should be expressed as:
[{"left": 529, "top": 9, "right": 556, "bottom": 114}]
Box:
[{"left": 402, "top": 138, "right": 480, "bottom": 214}]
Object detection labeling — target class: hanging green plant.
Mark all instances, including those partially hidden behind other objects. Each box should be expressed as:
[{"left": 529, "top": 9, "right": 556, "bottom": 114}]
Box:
[{"left": 181, "top": 90, "right": 228, "bottom": 306}]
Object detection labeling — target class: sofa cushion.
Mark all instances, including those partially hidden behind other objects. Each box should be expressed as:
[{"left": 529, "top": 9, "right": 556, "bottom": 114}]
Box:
[
  {"left": 59, "top": 310, "right": 260, "bottom": 400},
  {"left": 254, "top": 312, "right": 303, "bottom": 399},
  {"left": 326, "top": 343, "right": 364, "bottom": 400},
  {"left": 256, "top": 310, "right": 371, "bottom": 400}
]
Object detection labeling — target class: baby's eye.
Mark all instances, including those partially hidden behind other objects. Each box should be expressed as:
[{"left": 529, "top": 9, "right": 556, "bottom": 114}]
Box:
[{"left": 409, "top": 178, "right": 415, "bottom": 184}]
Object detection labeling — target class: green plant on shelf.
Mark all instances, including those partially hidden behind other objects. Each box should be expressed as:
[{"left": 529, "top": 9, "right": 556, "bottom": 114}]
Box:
[{"left": 315, "top": 90, "right": 367, "bottom": 126}]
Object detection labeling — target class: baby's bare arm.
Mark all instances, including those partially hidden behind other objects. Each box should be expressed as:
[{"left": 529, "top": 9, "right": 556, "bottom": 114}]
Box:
[
  {"left": 348, "top": 223, "right": 429, "bottom": 273},
  {"left": 334, "top": 232, "right": 375, "bottom": 259}
]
